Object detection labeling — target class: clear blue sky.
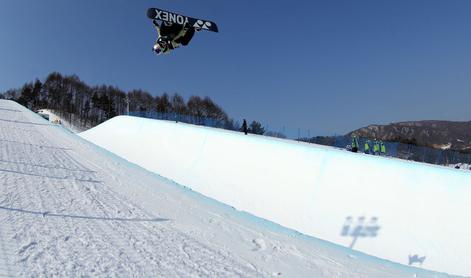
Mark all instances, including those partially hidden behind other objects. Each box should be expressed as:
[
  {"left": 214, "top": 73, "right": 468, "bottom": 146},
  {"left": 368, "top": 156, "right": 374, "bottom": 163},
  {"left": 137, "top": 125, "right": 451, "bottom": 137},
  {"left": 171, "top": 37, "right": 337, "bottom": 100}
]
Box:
[{"left": 1, "top": 0, "right": 471, "bottom": 136}]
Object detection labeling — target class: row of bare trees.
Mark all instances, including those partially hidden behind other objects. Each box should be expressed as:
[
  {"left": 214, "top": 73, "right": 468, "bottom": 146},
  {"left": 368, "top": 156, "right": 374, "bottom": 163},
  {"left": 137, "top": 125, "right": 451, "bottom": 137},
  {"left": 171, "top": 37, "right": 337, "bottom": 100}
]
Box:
[{"left": 1, "top": 72, "right": 244, "bottom": 131}]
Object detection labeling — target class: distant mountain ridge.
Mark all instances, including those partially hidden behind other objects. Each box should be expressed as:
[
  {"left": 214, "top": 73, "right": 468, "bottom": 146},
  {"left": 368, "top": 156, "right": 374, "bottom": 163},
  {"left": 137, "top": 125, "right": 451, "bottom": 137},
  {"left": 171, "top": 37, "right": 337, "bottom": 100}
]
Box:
[{"left": 351, "top": 120, "right": 471, "bottom": 153}]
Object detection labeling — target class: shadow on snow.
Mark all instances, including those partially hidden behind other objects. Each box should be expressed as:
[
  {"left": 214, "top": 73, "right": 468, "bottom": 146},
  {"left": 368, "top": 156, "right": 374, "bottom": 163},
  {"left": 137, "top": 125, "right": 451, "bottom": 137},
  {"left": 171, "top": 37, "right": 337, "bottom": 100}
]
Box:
[{"left": 0, "top": 205, "right": 170, "bottom": 223}]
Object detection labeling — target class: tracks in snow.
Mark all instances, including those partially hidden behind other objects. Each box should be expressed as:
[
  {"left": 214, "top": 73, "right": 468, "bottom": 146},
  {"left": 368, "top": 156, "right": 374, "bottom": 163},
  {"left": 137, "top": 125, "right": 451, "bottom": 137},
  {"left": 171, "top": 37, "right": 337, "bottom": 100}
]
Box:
[{"left": 0, "top": 104, "right": 263, "bottom": 277}]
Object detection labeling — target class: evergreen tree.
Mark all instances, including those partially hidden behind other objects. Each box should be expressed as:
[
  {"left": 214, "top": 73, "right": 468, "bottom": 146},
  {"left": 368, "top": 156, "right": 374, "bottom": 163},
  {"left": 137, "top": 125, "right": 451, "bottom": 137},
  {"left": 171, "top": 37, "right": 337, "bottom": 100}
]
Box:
[
  {"left": 249, "top": 121, "right": 265, "bottom": 135},
  {"left": 31, "top": 79, "right": 42, "bottom": 109},
  {"left": 17, "top": 83, "right": 34, "bottom": 108}
]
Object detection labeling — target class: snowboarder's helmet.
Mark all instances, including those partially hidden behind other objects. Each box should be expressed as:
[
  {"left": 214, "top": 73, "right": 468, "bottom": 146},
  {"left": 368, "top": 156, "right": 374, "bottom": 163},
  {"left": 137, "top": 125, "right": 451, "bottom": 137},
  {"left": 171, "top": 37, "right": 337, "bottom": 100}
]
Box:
[
  {"left": 158, "top": 38, "right": 169, "bottom": 48},
  {"left": 157, "top": 38, "right": 170, "bottom": 53}
]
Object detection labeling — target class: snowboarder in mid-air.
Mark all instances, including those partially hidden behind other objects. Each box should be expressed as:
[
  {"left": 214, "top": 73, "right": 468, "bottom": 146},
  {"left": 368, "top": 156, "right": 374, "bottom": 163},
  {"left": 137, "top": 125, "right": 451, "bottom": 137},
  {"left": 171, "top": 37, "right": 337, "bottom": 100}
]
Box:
[
  {"left": 147, "top": 8, "right": 219, "bottom": 55},
  {"left": 151, "top": 20, "right": 195, "bottom": 55}
]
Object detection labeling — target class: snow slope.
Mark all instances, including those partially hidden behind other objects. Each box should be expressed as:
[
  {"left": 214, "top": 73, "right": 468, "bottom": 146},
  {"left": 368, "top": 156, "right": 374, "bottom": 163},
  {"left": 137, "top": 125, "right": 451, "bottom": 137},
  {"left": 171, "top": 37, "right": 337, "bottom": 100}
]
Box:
[
  {"left": 81, "top": 115, "right": 471, "bottom": 277},
  {"left": 1, "top": 100, "right": 456, "bottom": 277}
]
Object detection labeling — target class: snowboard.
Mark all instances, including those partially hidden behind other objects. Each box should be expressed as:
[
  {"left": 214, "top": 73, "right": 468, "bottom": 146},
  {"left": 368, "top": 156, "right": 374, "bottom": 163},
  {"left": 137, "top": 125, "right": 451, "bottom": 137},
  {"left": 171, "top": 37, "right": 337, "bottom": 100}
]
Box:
[{"left": 147, "top": 8, "right": 219, "bottom": 33}]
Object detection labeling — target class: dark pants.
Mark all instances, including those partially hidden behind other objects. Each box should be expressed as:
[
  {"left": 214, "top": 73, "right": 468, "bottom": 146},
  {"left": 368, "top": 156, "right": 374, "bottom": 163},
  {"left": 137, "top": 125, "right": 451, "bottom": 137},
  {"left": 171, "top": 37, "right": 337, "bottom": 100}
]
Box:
[{"left": 175, "top": 28, "right": 195, "bottom": 46}]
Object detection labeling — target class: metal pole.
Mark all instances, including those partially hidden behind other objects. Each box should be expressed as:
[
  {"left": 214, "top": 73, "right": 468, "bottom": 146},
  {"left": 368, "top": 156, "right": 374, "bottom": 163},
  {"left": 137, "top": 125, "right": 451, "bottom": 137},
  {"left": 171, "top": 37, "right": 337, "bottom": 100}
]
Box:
[{"left": 125, "top": 96, "right": 130, "bottom": 116}]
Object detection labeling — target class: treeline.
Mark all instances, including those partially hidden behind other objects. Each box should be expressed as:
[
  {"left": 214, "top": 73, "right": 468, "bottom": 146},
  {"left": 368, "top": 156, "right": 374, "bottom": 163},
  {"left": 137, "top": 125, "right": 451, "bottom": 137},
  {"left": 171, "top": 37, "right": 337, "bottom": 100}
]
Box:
[{"left": 0, "top": 72, "right": 271, "bottom": 135}]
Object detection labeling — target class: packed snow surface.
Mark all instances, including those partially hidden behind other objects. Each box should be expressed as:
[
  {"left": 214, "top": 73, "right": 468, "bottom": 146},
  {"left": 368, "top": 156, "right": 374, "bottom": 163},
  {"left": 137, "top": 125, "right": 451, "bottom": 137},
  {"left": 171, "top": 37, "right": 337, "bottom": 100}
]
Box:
[
  {"left": 0, "top": 99, "right": 463, "bottom": 277},
  {"left": 81, "top": 115, "right": 471, "bottom": 277}
]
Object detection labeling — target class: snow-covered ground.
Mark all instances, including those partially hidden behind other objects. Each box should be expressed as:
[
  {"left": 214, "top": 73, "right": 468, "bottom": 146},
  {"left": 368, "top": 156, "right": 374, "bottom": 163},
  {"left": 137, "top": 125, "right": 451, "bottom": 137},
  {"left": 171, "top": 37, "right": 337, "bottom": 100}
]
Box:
[
  {"left": 81, "top": 115, "right": 471, "bottom": 277},
  {"left": 0, "top": 99, "right": 464, "bottom": 277}
]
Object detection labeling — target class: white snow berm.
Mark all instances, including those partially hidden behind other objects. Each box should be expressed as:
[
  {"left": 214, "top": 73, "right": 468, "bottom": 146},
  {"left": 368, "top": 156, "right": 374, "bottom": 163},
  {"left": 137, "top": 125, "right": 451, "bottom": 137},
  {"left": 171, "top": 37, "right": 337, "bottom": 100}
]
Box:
[
  {"left": 0, "top": 99, "right": 462, "bottom": 277},
  {"left": 81, "top": 115, "right": 471, "bottom": 277}
]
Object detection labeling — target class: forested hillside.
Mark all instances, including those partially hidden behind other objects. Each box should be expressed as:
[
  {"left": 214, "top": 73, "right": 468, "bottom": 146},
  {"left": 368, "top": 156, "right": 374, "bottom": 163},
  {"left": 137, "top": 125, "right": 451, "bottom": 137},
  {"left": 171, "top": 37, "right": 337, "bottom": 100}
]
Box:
[{"left": 0, "top": 72, "right": 237, "bottom": 131}]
